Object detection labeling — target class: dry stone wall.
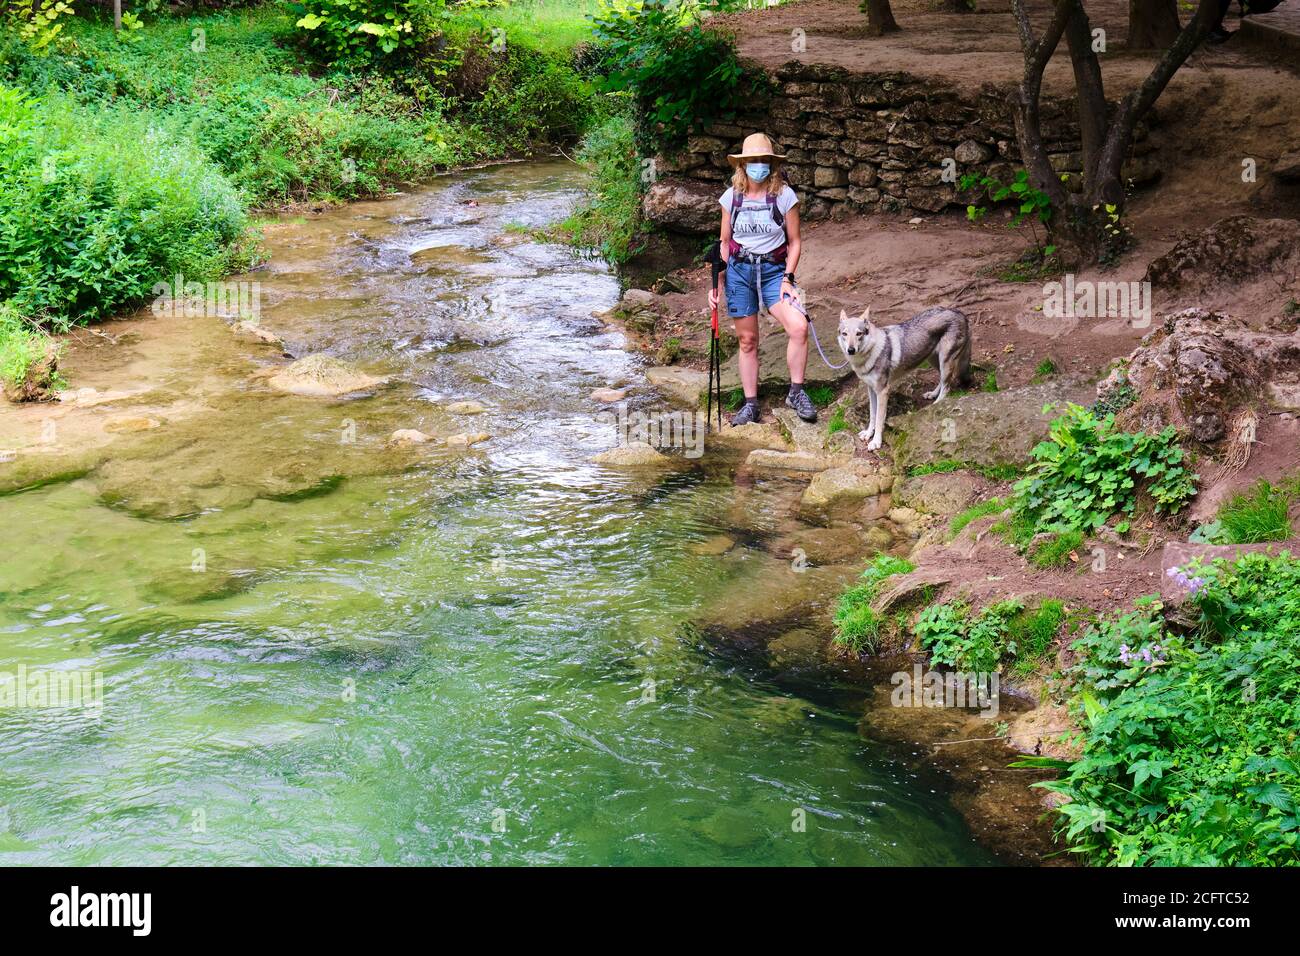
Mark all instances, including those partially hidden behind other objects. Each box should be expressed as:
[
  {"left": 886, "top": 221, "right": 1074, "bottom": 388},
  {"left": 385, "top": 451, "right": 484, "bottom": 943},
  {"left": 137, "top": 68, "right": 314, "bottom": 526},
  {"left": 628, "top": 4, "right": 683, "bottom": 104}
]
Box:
[{"left": 647, "top": 61, "right": 1159, "bottom": 229}]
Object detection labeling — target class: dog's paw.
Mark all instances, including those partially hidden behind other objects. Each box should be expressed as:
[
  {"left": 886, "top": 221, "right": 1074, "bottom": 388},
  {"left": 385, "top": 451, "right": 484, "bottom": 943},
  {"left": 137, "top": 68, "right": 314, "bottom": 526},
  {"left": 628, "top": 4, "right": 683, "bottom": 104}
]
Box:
[
  {"left": 857, "top": 428, "right": 872, "bottom": 442},
  {"left": 923, "top": 388, "right": 940, "bottom": 401},
  {"left": 866, "top": 437, "right": 883, "bottom": 452}
]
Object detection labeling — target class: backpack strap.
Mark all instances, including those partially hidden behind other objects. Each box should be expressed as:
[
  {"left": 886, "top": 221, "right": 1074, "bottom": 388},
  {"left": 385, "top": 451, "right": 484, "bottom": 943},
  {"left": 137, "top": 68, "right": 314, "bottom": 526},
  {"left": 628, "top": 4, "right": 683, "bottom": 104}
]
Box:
[{"left": 726, "top": 187, "right": 789, "bottom": 260}]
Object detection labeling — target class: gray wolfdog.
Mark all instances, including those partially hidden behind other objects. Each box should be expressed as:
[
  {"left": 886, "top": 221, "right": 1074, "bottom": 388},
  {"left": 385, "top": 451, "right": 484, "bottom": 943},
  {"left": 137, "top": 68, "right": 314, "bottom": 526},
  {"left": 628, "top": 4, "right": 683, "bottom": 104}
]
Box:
[{"left": 837, "top": 306, "right": 971, "bottom": 451}]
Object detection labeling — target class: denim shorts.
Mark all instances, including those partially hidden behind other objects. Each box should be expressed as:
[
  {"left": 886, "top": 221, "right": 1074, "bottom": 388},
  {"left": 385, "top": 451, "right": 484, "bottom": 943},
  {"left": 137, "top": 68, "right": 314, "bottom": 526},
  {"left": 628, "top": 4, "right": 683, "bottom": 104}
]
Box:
[{"left": 725, "top": 259, "right": 785, "bottom": 318}]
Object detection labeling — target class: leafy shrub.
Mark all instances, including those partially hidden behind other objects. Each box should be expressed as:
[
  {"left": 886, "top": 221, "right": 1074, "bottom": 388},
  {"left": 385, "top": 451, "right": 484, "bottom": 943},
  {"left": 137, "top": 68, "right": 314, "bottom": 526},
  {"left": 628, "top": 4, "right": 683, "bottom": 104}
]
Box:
[
  {"left": 1215, "top": 480, "right": 1294, "bottom": 544},
  {"left": 1013, "top": 403, "right": 1197, "bottom": 534},
  {"left": 288, "top": 0, "right": 420, "bottom": 63},
  {"left": 915, "top": 599, "right": 1023, "bottom": 672},
  {"left": 0, "top": 85, "right": 246, "bottom": 326},
  {"left": 589, "top": 0, "right": 756, "bottom": 153},
  {"left": 0, "top": 301, "right": 51, "bottom": 391},
  {"left": 558, "top": 109, "right": 642, "bottom": 261},
  {"left": 1035, "top": 551, "right": 1300, "bottom": 864},
  {"left": 833, "top": 554, "right": 914, "bottom": 653}
]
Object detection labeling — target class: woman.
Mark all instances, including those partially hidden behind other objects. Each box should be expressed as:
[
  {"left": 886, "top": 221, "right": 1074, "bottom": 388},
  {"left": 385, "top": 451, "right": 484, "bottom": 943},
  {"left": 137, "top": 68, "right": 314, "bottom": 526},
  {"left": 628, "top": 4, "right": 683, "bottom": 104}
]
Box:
[{"left": 707, "top": 133, "right": 813, "bottom": 425}]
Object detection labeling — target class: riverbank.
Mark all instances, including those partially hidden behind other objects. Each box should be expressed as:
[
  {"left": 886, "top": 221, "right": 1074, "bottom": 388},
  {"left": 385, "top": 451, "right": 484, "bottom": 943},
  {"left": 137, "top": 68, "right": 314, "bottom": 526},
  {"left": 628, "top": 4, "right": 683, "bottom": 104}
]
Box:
[
  {"left": 0, "top": 2, "right": 605, "bottom": 398},
  {"left": 587, "top": 0, "right": 1300, "bottom": 864},
  {"left": 0, "top": 159, "right": 1006, "bottom": 865}
]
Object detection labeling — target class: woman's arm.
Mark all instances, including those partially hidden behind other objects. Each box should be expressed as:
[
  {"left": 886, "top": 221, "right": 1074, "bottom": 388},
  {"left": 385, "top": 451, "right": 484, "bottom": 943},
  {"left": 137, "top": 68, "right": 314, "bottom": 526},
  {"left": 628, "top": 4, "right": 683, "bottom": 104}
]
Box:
[
  {"left": 710, "top": 205, "right": 731, "bottom": 309},
  {"left": 781, "top": 203, "right": 801, "bottom": 301},
  {"left": 783, "top": 203, "right": 801, "bottom": 277},
  {"left": 719, "top": 203, "right": 732, "bottom": 267}
]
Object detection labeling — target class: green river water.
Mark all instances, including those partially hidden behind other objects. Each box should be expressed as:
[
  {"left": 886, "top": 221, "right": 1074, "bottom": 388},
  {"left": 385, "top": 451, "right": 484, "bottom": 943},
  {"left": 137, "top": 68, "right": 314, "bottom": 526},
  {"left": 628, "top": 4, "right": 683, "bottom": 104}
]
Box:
[{"left": 0, "top": 160, "right": 994, "bottom": 865}]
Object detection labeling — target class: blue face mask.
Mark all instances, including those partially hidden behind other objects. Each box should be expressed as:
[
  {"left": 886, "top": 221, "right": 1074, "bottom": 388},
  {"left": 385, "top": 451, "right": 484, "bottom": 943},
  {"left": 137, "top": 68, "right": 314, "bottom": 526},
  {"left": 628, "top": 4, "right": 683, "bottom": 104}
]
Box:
[{"left": 745, "top": 162, "right": 770, "bottom": 183}]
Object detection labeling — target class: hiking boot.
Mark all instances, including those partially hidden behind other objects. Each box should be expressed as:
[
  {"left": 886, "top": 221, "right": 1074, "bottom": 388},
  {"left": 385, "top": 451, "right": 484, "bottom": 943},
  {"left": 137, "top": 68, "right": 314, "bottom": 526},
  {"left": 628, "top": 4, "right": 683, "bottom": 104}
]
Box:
[
  {"left": 1208, "top": 27, "right": 1234, "bottom": 43},
  {"left": 731, "top": 401, "right": 760, "bottom": 426},
  {"left": 785, "top": 387, "right": 817, "bottom": 424}
]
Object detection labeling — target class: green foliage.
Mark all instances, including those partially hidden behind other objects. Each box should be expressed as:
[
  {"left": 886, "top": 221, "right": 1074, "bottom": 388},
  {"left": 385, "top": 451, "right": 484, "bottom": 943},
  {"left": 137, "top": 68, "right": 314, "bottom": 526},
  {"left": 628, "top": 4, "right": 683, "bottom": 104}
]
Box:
[
  {"left": 961, "top": 168, "right": 1053, "bottom": 230},
  {"left": 0, "top": 84, "right": 246, "bottom": 326},
  {"left": 950, "top": 497, "right": 1006, "bottom": 535},
  {"left": 557, "top": 109, "right": 644, "bottom": 263},
  {"left": 1214, "top": 480, "right": 1294, "bottom": 544},
  {"left": 833, "top": 554, "right": 914, "bottom": 654},
  {"left": 1090, "top": 374, "right": 1137, "bottom": 418},
  {"left": 915, "top": 599, "right": 1023, "bottom": 673},
  {"left": 8, "top": 0, "right": 77, "bottom": 56},
  {"left": 0, "top": 301, "right": 50, "bottom": 390},
  {"left": 982, "top": 369, "right": 998, "bottom": 392},
  {"left": 1013, "top": 403, "right": 1197, "bottom": 534},
  {"left": 1042, "top": 552, "right": 1300, "bottom": 865},
  {"left": 907, "top": 459, "right": 1021, "bottom": 481},
  {"left": 588, "top": 0, "right": 754, "bottom": 153},
  {"left": 803, "top": 383, "right": 835, "bottom": 407},
  {"left": 1033, "top": 358, "right": 1056, "bottom": 379},
  {"left": 1007, "top": 599, "right": 1065, "bottom": 679},
  {"left": 288, "top": 0, "right": 419, "bottom": 62},
  {"left": 826, "top": 404, "right": 848, "bottom": 436},
  {"left": 0, "top": 7, "right": 598, "bottom": 328},
  {"left": 655, "top": 335, "right": 683, "bottom": 364},
  {"left": 1028, "top": 529, "right": 1083, "bottom": 569}
]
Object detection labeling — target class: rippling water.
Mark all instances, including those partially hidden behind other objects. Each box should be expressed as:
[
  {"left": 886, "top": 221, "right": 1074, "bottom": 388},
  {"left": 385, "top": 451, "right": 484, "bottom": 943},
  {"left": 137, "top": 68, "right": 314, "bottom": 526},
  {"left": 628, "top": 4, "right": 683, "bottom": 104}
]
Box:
[{"left": 0, "top": 160, "right": 993, "bottom": 865}]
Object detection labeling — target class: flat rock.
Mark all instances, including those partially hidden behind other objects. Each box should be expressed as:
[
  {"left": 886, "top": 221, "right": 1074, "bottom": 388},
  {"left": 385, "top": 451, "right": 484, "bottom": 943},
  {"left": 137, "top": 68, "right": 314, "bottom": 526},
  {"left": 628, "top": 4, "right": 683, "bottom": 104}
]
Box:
[
  {"left": 58, "top": 387, "right": 139, "bottom": 408},
  {"left": 891, "top": 379, "right": 1092, "bottom": 471},
  {"left": 104, "top": 415, "right": 161, "bottom": 433},
  {"left": 773, "top": 406, "right": 854, "bottom": 457},
  {"left": 689, "top": 534, "right": 736, "bottom": 556},
  {"left": 390, "top": 429, "right": 433, "bottom": 446},
  {"left": 446, "top": 400, "right": 487, "bottom": 415},
  {"left": 445, "top": 432, "right": 490, "bottom": 447},
  {"left": 646, "top": 366, "right": 708, "bottom": 406},
  {"left": 591, "top": 441, "right": 674, "bottom": 466},
  {"left": 894, "top": 471, "right": 981, "bottom": 516},
  {"left": 590, "top": 388, "right": 628, "bottom": 403},
  {"left": 267, "top": 354, "right": 386, "bottom": 397},
  {"left": 746, "top": 448, "right": 846, "bottom": 472},
  {"left": 232, "top": 320, "right": 281, "bottom": 345},
  {"left": 707, "top": 421, "right": 790, "bottom": 450},
  {"left": 802, "top": 460, "right": 894, "bottom": 509}
]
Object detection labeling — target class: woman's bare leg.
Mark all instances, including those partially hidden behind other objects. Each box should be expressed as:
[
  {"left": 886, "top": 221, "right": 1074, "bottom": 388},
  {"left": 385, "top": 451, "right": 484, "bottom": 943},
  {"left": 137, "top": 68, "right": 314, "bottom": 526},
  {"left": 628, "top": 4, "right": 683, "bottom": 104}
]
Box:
[
  {"left": 733, "top": 313, "right": 760, "bottom": 397},
  {"left": 769, "top": 301, "right": 808, "bottom": 384}
]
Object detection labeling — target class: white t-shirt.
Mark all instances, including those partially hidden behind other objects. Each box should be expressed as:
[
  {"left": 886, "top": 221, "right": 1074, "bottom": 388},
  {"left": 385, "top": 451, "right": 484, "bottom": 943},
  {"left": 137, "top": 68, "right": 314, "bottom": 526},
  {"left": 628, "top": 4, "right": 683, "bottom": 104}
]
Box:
[{"left": 720, "top": 185, "right": 798, "bottom": 256}]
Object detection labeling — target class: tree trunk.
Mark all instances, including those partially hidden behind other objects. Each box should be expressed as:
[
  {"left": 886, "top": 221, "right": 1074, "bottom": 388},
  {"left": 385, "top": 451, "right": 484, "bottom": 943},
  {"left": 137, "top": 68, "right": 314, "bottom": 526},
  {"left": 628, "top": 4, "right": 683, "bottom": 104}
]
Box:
[
  {"left": 1128, "top": 0, "right": 1182, "bottom": 50},
  {"left": 1010, "top": 0, "right": 1220, "bottom": 263},
  {"left": 863, "top": 0, "right": 900, "bottom": 36}
]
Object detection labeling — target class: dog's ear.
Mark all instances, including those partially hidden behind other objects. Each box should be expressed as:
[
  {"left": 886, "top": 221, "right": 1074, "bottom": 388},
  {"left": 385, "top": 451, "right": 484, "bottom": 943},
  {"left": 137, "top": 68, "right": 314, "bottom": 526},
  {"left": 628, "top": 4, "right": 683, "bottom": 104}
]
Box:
[
  {"left": 838, "top": 309, "right": 849, "bottom": 324},
  {"left": 858, "top": 306, "right": 873, "bottom": 329}
]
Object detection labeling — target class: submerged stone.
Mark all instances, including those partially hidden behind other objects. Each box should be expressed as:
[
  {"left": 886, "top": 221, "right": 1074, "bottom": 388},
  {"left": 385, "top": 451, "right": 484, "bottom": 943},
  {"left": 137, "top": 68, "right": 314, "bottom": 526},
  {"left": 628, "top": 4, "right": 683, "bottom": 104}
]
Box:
[{"left": 267, "top": 354, "right": 386, "bottom": 397}]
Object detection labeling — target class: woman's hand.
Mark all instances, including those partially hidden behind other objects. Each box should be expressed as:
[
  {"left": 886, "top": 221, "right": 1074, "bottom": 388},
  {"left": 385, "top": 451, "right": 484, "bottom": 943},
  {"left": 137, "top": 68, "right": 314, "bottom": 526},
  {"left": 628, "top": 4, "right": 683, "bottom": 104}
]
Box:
[
  {"left": 708, "top": 287, "right": 720, "bottom": 311},
  {"left": 780, "top": 279, "right": 798, "bottom": 306}
]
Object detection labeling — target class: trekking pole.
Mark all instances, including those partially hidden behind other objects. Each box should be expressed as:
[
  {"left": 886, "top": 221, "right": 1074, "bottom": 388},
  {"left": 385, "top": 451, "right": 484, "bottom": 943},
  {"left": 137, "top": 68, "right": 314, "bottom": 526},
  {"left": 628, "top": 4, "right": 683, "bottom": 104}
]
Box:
[{"left": 706, "top": 247, "right": 726, "bottom": 432}]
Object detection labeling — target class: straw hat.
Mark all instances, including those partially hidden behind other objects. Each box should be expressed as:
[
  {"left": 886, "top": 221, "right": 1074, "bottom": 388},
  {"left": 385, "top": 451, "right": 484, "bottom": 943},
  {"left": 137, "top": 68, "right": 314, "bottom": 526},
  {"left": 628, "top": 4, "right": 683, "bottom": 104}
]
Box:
[{"left": 727, "top": 132, "right": 786, "bottom": 168}]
